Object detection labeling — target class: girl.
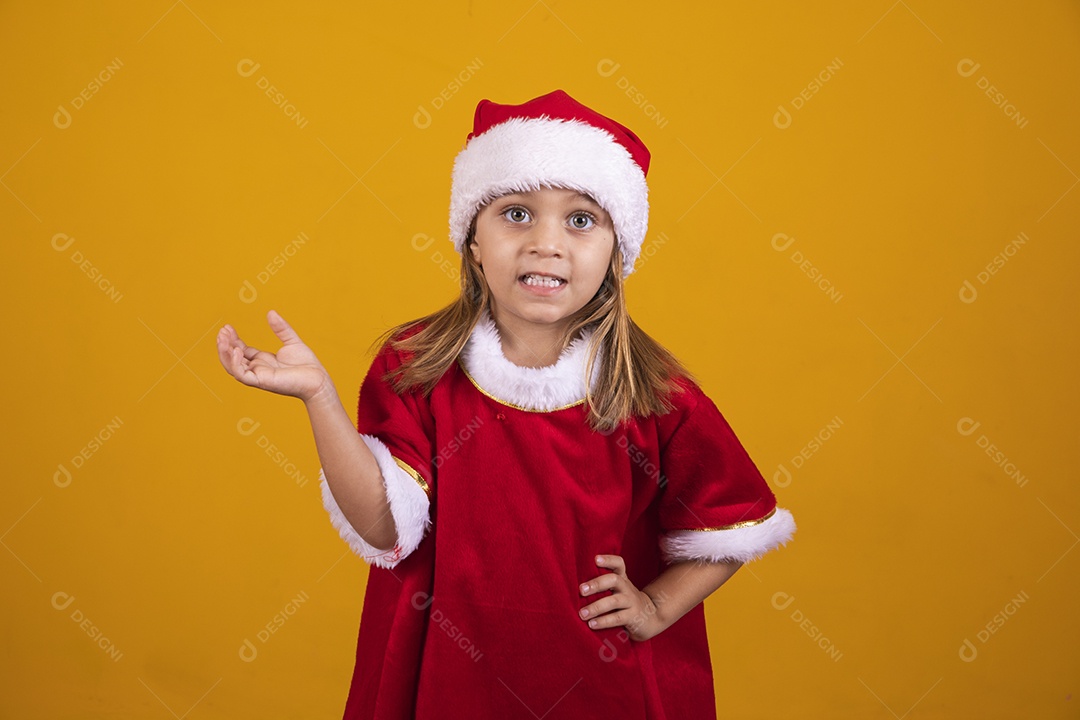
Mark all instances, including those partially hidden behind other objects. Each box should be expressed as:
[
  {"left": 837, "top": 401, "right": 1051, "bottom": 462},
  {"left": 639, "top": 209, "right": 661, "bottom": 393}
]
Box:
[{"left": 217, "top": 89, "right": 796, "bottom": 720}]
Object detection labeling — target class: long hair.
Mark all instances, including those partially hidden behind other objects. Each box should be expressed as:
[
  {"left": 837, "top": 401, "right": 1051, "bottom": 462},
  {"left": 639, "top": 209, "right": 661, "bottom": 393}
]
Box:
[{"left": 366, "top": 216, "right": 699, "bottom": 433}]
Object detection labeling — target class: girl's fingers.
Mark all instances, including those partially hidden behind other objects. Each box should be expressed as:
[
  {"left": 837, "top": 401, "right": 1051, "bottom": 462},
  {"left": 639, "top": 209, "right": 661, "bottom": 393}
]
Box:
[
  {"left": 267, "top": 309, "right": 303, "bottom": 346},
  {"left": 579, "top": 586, "right": 637, "bottom": 628},
  {"left": 581, "top": 570, "right": 619, "bottom": 596},
  {"left": 230, "top": 346, "right": 246, "bottom": 374},
  {"left": 217, "top": 324, "right": 261, "bottom": 365},
  {"left": 596, "top": 554, "right": 627, "bottom": 576},
  {"left": 216, "top": 330, "right": 239, "bottom": 373},
  {"left": 220, "top": 325, "right": 238, "bottom": 346},
  {"left": 580, "top": 594, "right": 618, "bottom": 620},
  {"left": 231, "top": 346, "right": 259, "bottom": 386}
]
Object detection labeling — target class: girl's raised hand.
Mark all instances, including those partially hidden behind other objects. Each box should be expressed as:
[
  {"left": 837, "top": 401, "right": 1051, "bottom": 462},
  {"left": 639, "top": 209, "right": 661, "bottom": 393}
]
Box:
[{"left": 216, "top": 310, "right": 332, "bottom": 403}]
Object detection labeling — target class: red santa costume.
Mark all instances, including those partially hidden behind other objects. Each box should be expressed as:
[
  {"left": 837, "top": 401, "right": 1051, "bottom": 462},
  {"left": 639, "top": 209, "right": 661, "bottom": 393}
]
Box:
[{"left": 318, "top": 90, "right": 797, "bottom": 719}]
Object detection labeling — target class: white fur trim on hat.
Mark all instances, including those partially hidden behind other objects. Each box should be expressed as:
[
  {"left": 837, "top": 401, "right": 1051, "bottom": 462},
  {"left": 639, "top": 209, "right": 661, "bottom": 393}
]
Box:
[
  {"left": 659, "top": 507, "right": 797, "bottom": 564},
  {"left": 319, "top": 434, "right": 431, "bottom": 570},
  {"left": 449, "top": 116, "right": 649, "bottom": 278}
]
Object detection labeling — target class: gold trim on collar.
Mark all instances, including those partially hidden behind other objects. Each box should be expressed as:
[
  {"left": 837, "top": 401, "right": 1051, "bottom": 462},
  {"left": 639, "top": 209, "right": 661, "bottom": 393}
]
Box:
[
  {"left": 455, "top": 356, "right": 586, "bottom": 413},
  {"left": 682, "top": 506, "right": 777, "bottom": 532},
  {"left": 391, "top": 455, "right": 431, "bottom": 499}
]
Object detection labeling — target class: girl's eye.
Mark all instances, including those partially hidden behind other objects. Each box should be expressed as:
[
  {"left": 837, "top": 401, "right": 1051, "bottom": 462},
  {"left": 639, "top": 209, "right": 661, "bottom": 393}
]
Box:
[
  {"left": 503, "top": 207, "right": 530, "bottom": 223},
  {"left": 570, "top": 212, "right": 595, "bottom": 230}
]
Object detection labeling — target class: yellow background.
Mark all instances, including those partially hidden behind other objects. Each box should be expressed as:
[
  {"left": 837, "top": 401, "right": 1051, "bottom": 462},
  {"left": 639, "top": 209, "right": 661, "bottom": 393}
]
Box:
[{"left": 2, "top": 1, "right": 1077, "bottom": 717}]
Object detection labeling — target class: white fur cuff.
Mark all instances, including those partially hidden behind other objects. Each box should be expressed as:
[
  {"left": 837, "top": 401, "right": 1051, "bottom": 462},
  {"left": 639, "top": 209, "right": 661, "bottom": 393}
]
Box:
[
  {"left": 319, "top": 434, "right": 431, "bottom": 570},
  {"left": 659, "top": 507, "right": 796, "bottom": 565}
]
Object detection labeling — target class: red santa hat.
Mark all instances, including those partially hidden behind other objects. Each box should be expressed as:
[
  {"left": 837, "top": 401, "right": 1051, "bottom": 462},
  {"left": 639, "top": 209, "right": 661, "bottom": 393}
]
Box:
[{"left": 449, "top": 89, "right": 651, "bottom": 279}]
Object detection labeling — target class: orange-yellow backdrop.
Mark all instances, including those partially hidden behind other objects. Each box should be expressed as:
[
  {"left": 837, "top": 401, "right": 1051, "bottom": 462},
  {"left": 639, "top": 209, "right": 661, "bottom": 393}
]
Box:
[{"left": 2, "top": 2, "right": 1077, "bottom": 717}]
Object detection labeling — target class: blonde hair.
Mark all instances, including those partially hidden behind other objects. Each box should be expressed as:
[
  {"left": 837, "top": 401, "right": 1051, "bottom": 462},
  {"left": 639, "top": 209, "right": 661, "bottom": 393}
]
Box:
[{"left": 367, "top": 215, "right": 699, "bottom": 433}]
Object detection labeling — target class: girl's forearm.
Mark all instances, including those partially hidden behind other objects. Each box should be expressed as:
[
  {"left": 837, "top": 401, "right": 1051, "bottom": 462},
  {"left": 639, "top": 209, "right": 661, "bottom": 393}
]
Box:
[
  {"left": 640, "top": 559, "right": 743, "bottom": 638},
  {"left": 304, "top": 383, "right": 398, "bottom": 551}
]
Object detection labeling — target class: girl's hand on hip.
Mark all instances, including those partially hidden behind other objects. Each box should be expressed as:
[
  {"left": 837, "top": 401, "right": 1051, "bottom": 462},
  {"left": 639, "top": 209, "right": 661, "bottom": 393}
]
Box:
[
  {"left": 216, "top": 310, "right": 333, "bottom": 403},
  {"left": 578, "top": 554, "right": 662, "bottom": 642}
]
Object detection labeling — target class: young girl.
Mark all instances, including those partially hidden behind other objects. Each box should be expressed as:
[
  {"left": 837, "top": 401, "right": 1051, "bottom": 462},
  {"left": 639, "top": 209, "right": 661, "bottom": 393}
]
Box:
[{"left": 217, "top": 89, "right": 795, "bottom": 720}]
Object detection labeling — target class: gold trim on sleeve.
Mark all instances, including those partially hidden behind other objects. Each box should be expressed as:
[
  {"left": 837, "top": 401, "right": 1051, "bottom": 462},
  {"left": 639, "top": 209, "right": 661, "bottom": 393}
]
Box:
[
  {"left": 682, "top": 506, "right": 777, "bottom": 532},
  {"left": 391, "top": 456, "right": 431, "bottom": 499}
]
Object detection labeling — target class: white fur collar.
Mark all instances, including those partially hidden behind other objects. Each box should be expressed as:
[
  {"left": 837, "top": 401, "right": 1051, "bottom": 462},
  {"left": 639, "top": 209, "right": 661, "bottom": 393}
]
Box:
[{"left": 458, "top": 307, "right": 602, "bottom": 412}]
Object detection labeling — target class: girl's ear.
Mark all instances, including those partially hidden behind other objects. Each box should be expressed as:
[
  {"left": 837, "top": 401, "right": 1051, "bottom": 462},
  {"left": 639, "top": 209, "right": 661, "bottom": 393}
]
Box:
[{"left": 466, "top": 212, "right": 482, "bottom": 262}]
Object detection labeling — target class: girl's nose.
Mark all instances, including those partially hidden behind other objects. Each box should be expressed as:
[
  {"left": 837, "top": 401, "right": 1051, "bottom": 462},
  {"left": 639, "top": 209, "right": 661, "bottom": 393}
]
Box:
[{"left": 527, "top": 217, "right": 567, "bottom": 256}]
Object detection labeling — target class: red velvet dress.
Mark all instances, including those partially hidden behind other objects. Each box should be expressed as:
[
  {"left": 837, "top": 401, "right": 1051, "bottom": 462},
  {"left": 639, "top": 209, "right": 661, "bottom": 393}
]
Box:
[{"left": 319, "top": 309, "right": 795, "bottom": 719}]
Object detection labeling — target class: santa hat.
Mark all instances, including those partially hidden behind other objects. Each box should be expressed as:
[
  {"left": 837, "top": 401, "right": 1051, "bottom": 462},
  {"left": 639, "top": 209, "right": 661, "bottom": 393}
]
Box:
[{"left": 449, "top": 89, "right": 651, "bottom": 279}]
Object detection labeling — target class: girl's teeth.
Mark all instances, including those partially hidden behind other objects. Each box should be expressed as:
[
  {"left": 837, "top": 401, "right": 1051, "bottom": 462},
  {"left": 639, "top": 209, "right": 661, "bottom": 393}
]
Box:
[{"left": 523, "top": 275, "right": 564, "bottom": 287}]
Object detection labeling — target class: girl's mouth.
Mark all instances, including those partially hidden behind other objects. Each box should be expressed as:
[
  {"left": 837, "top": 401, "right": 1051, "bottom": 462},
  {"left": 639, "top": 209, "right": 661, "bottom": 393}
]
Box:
[{"left": 519, "top": 273, "right": 567, "bottom": 295}]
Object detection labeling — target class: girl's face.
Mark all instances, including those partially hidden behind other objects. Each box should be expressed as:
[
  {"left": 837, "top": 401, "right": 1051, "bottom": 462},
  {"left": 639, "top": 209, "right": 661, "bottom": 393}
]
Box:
[{"left": 469, "top": 186, "right": 615, "bottom": 332}]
